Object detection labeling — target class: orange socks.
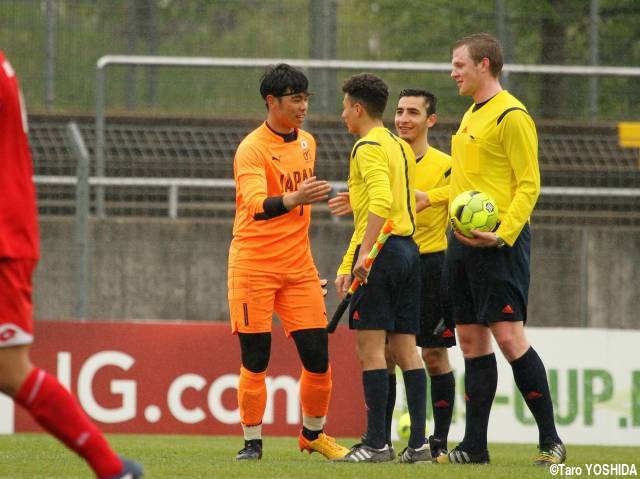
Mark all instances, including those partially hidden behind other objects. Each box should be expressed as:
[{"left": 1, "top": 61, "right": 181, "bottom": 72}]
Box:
[
  {"left": 299, "top": 366, "right": 332, "bottom": 419},
  {"left": 238, "top": 367, "right": 267, "bottom": 429},
  {"left": 238, "top": 366, "right": 332, "bottom": 435}
]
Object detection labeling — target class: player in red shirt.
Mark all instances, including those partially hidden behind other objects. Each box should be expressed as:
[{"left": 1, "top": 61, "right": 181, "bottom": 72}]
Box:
[{"left": 0, "top": 51, "right": 142, "bottom": 479}]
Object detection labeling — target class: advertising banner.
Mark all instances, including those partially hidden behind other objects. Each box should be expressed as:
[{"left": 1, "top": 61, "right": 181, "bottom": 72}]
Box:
[
  {"left": 1, "top": 322, "right": 638, "bottom": 446},
  {"left": 0, "top": 320, "right": 364, "bottom": 437}
]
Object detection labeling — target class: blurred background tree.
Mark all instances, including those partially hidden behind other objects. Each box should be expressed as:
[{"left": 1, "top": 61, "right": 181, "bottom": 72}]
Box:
[{"left": 0, "top": 0, "right": 638, "bottom": 121}]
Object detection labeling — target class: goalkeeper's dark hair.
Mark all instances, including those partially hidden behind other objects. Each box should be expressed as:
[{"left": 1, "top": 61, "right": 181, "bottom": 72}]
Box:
[
  {"left": 399, "top": 89, "right": 437, "bottom": 116},
  {"left": 259, "top": 63, "right": 309, "bottom": 106},
  {"left": 342, "top": 73, "right": 389, "bottom": 119}
]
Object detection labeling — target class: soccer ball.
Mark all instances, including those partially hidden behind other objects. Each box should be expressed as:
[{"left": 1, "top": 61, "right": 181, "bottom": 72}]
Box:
[
  {"left": 396, "top": 412, "right": 429, "bottom": 440},
  {"left": 449, "top": 190, "right": 499, "bottom": 238}
]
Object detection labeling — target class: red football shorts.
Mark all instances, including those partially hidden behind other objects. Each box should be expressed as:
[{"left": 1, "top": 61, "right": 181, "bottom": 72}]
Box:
[
  {"left": 0, "top": 258, "right": 37, "bottom": 347},
  {"left": 228, "top": 266, "right": 327, "bottom": 336}
]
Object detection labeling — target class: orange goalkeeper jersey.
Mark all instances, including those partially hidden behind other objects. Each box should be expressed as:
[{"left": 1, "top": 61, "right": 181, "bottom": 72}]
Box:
[{"left": 229, "top": 122, "right": 318, "bottom": 273}]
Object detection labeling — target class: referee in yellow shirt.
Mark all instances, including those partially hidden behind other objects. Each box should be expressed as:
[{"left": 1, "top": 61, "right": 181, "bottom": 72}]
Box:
[
  {"left": 394, "top": 89, "right": 456, "bottom": 458},
  {"left": 334, "top": 74, "right": 430, "bottom": 463},
  {"left": 330, "top": 89, "right": 457, "bottom": 460},
  {"left": 437, "top": 33, "right": 565, "bottom": 466}
]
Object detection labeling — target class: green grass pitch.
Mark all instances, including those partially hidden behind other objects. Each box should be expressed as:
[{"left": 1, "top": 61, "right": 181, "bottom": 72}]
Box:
[{"left": 1, "top": 434, "right": 639, "bottom": 478}]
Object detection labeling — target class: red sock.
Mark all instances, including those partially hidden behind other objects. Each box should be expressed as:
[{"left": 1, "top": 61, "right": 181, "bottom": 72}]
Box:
[{"left": 14, "top": 368, "right": 123, "bottom": 478}]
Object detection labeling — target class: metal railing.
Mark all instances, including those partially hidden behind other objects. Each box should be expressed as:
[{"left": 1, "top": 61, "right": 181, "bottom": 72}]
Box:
[
  {"left": 36, "top": 175, "right": 233, "bottom": 219},
  {"left": 34, "top": 174, "right": 640, "bottom": 219},
  {"left": 65, "top": 122, "right": 90, "bottom": 320},
  {"left": 34, "top": 175, "right": 352, "bottom": 219}
]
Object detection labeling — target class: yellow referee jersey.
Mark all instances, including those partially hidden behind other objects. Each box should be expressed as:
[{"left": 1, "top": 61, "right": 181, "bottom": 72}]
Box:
[
  {"left": 414, "top": 146, "right": 451, "bottom": 254},
  {"left": 450, "top": 90, "right": 540, "bottom": 246},
  {"left": 338, "top": 126, "right": 416, "bottom": 275}
]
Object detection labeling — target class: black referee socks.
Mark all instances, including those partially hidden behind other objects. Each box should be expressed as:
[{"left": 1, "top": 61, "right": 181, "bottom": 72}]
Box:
[
  {"left": 511, "top": 347, "right": 562, "bottom": 445},
  {"left": 462, "top": 353, "right": 497, "bottom": 454}
]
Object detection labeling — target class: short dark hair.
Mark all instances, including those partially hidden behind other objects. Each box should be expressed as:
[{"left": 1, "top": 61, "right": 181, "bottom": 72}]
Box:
[
  {"left": 452, "top": 33, "right": 503, "bottom": 77},
  {"left": 341, "top": 73, "right": 389, "bottom": 119},
  {"left": 398, "top": 89, "right": 437, "bottom": 116},
  {"left": 259, "top": 63, "right": 309, "bottom": 100}
]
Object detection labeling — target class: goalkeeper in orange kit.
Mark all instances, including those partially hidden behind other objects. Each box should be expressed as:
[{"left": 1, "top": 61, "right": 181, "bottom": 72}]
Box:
[{"left": 227, "top": 63, "right": 349, "bottom": 461}]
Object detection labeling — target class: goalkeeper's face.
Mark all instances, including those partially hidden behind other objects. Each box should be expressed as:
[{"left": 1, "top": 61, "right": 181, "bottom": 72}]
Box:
[
  {"left": 395, "top": 96, "right": 433, "bottom": 143},
  {"left": 269, "top": 92, "right": 309, "bottom": 130}
]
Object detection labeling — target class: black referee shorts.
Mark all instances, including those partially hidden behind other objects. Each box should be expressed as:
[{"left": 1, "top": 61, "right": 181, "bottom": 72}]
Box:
[
  {"left": 348, "top": 236, "right": 421, "bottom": 334},
  {"left": 446, "top": 224, "right": 531, "bottom": 325},
  {"left": 416, "top": 251, "right": 456, "bottom": 348}
]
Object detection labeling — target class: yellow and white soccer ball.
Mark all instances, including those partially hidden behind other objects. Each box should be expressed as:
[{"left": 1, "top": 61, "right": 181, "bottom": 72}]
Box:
[
  {"left": 396, "top": 412, "right": 429, "bottom": 441},
  {"left": 449, "top": 190, "right": 499, "bottom": 238}
]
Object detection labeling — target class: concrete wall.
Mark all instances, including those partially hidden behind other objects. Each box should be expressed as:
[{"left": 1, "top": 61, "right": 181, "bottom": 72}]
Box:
[{"left": 35, "top": 217, "right": 640, "bottom": 329}]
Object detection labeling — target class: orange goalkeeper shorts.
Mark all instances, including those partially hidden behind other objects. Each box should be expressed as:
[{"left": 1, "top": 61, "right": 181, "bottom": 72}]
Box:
[{"left": 228, "top": 266, "right": 327, "bottom": 335}]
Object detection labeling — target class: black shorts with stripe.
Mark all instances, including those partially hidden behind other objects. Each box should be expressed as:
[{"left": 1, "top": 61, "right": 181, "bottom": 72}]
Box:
[
  {"left": 348, "top": 236, "right": 421, "bottom": 334},
  {"left": 416, "top": 251, "right": 456, "bottom": 348},
  {"left": 446, "top": 224, "right": 531, "bottom": 325}
]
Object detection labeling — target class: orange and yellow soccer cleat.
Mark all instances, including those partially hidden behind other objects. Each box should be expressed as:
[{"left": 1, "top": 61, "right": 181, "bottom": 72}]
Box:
[{"left": 298, "top": 432, "right": 350, "bottom": 460}]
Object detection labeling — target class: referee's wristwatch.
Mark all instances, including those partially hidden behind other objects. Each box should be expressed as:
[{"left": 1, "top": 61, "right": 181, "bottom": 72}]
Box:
[{"left": 495, "top": 234, "right": 506, "bottom": 248}]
